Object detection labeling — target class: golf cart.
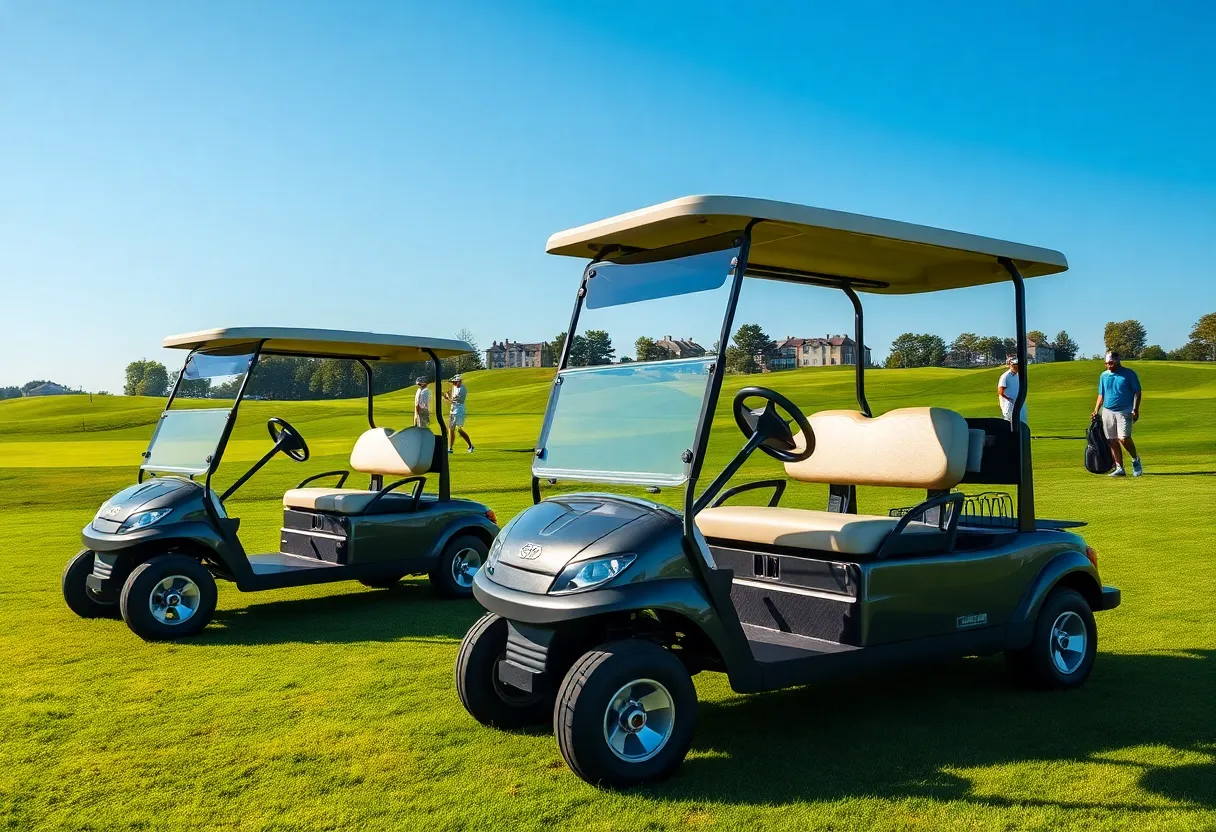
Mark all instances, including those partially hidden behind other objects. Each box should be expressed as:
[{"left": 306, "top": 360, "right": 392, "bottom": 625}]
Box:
[
  {"left": 63, "top": 327, "right": 499, "bottom": 640},
  {"left": 456, "top": 196, "right": 1122, "bottom": 788}
]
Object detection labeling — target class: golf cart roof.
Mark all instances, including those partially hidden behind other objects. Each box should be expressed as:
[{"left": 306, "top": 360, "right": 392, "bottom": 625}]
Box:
[
  {"left": 546, "top": 195, "right": 1068, "bottom": 294},
  {"left": 163, "top": 327, "right": 473, "bottom": 362}
]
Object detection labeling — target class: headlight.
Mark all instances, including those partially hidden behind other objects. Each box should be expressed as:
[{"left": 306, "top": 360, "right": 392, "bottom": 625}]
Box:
[
  {"left": 485, "top": 535, "right": 506, "bottom": 574},
  {"left": 549, "top": 554, "right": 636, "bottom": 595},
  {"left": 117, "top": 508, "right": 172, "bottom": 533}
]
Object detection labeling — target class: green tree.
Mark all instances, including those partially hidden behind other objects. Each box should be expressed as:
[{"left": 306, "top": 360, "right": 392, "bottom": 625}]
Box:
[
  {"left": 1052, "top": 330, "right": 1079, "bottom": 361},
  {"left": 566, "top": 335, "right": 588, "bottom": 367},
  {"left": 947, "top": 332, "right": 981, "bottom": 366},
  {"left": 1140, "top": 345, "right": 1167, "bottom": 360},
  {"left": 123, "top": 360, "right": 169, "bottom": 397},
  {"left": 451, "top": 328, "right": 485, "bottom": 374},
  {"left": 168, "top": 371, "right": 211, "bottom": 398},
  {"left": 888, "top": 333, "right": 946, "bottom": 368},
  {"left": 1027, "top": 330, "right": 1047, "bottom": 346},
  {"left": 1168, "top": 340, "right": 1209, "bottom": 361},
  {"left": 884, "top": 350, "right": 904, "bottom": 369},
  {"left": 0, "top": 386, "right": 22, "bottom": 400},
  {"left": 582, "top": 330, "right": 615, "bottom": 366},
  {"left": 634, "top": 336, "right": 671, "bottom": 362},
  {"left": 550, "top": 332, "right": 567, "bottom": 362},
  {"left": 725, "top": 324, "right": 773, "bottom": 374},
  {"left": 1187, "top": 312, "right": 1216, "bottom": 361},
  {"left": 1103, "top": 320, "right": 1147, "bottom": 358},
  {"left": 975, "top": 336, "right": 1004, "bottom": 365}
]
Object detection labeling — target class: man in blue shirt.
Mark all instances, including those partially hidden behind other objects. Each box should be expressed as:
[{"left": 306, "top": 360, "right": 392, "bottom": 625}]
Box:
[{"left": 1091, "top": 351, "right": 1143, "bottom": 477}]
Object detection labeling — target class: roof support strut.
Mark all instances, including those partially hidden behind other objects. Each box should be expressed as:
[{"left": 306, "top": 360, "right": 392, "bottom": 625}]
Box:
[
  {"left": 1000, "top": 258, "right": 1035, "bottom": 532},
  {"left": 841, "top": 284, "right": 871, "bottom": 417}
]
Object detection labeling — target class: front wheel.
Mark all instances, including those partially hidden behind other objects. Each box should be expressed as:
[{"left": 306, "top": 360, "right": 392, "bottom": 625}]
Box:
[
  {"left": 1005, "top": 587, "right": 1097, "bottom": 689},
  {"left": 120, "top": 555, "right": 218, "bottom": 641},
  {"left": 554, "top": 640, "right": 698, "bottom": 789},
  {"left": 62, "top": 550, "right": 118, "bottom": 619},
  {"left": 429, "top": 534, "right": 487, "bottom": 599},
  {"left": 456, "top": 613, "right": 552, "bottom": 729}
]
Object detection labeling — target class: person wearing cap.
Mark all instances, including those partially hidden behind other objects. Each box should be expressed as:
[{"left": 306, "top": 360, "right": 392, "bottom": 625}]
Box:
[
  {"left": 413, "top": 377, "right": 431, "bottom": 429},
  {"left": 997, "top": 354, "right": 1028, "bottom": 424},
  {"left": 1092, "top": 350, "right": 1143, "bottom": 477},
  {"left": 443, "top": 375, "right": 474, "bottom": 453}
]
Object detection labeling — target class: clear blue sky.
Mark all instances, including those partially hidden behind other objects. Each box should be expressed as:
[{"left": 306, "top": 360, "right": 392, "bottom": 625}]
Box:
[{"left": 2, "top": 0, "right": 1214, "bottom": 391}]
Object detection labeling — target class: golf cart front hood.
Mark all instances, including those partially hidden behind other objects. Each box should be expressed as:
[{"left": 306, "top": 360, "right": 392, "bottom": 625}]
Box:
[
  {"left": 93, "top": 478, "right": 200, "bottom": 527},
  {"left": 491, "top": 495, "right": 667, "bottom": 579}
]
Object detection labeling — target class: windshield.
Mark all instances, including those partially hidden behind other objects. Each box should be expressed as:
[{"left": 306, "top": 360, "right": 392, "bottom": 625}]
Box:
[
  {"left": 142, "top": 346, "right": 255, "bottom": 474},
  {"left": 535, "top": 358, "right": 715, "bottom": 486},
  {"left": 534, "top": 241, "right": 739, "bottom": 486}
]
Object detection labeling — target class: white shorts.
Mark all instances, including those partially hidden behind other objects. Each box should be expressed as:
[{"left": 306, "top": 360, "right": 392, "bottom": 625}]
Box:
[
  {"left": 449, "top": 407, "right": 466, "bottom": 428},
  {"left": 1101, "top": 408, "right": 1132, "bottom": 440}
]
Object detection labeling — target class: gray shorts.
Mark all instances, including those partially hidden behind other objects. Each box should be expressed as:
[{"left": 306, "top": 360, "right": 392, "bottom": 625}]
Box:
[
  {"left": 449, "top": 407, "right": 466, "bottom": 428},
  {"left": 1101, "top": 408, "right": 1132, "bottom": 440},
  {"left": 413, "top": 408, "right": 430, "bottom": 428}
]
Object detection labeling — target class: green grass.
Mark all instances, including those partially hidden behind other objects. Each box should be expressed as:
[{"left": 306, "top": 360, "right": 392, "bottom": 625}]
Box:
[{"left": 2, "top": 361, "right": 1215, "bottom": 830}]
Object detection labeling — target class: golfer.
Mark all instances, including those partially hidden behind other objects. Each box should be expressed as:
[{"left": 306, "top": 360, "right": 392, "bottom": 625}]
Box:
[
  {"left": 997, "top": 355, "right": 1028, "bottom": 424},
  {"left": 444, "top": 375, "right": 475, "bottom": 453},
  {"left": 413, "top": 377, "right": 431, "bottom": 428},
  {"left": 1092, "top": 351, "right": 1143, "bottom": 477}
]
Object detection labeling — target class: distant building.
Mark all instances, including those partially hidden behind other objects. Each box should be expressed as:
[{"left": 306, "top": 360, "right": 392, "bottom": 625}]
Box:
[
  {"left": 765, "top": 335, "right": 871, "bottom": 371},
  {"left": 485, "top": 340, "right": 554, "bottom": 369},
  {"left": 654, "top": 336, "right": 706, "bottom": 359},
  {"left": 1027, "top": 338, "right": 1055, "bottom": 364},
  {"left": 23, "top": 382, "right": 75, "bottom": 397}
]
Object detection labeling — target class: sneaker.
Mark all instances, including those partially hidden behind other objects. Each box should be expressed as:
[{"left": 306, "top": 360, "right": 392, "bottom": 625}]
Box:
[
  {"left": 448, "top": 448, "right": 454, "bottom": 454},
  {"left": 1109, "top": 465, "right": 1126, "bottom": 477},
  {"left": 1132, "top": 458, "right": 1143, "bottom": 477},
  {"left": 467, "top": 446, "right": 475, "bottom": 453}
]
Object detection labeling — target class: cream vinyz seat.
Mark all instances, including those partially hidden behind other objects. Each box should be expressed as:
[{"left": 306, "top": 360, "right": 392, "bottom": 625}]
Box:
[
  {"left": 695, "top": 407, "right": 972, "bottom": 557},
  {"left": 283, "top": 427, "right": 436, "bottom": 515}
]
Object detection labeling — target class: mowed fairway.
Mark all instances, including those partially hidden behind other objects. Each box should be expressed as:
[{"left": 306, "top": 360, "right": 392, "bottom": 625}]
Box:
[{"left": 2, "top": 361, "right": 1215, "bottom": 831}]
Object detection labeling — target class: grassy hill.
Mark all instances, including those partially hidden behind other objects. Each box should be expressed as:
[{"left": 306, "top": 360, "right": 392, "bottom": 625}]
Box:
[{"left": 2, "top": 361, "right": 1215, "bottom": 830}]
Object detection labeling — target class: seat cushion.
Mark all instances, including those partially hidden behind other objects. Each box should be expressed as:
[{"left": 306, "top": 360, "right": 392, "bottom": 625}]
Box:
[
  {"left": 695, "top": 505, "right": 940, "bottom": 556},
  {"left": 350, "top": 427, "right": 434, "bottom": 477},
  {"left": 284, "top": 487, "right": 381, "bottom": 514}
]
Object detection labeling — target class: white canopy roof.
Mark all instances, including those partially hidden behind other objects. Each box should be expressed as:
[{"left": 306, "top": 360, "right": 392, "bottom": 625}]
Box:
[
  {"left": 163, "top": 327, "right": 473, "bottom": 362},
  {"left": 546, "top": 195, "right": 1068, "bottom": 294}
]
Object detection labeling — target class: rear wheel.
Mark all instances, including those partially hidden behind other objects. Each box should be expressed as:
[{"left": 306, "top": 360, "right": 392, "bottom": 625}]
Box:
[
  {"left": 62, "top": 550, "right": 118, "bottom": 618},
  {"left": 1006, "top": 587, "right": 1097, "bottom": 689},
  {"left": 120, "top": 555, "right": 217, "bottom": 641},
  {"left": 554, "top": 640, "right": 698, "bottom": 789},
  {"left": 430, "top": 534, "right": 487, "bottom": 599},
  {"left": 456, "top": 613, "right": 552, "bottom": 729}
]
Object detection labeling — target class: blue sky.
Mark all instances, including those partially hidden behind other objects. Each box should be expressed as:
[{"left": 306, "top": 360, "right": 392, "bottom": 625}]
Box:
[{"left": 2, "top": 0, "right": 1214, "bottom": 391}]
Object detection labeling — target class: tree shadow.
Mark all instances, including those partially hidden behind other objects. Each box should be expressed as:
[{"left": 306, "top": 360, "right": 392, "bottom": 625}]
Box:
[
  {"left": 654, "top": 649, "right": 1215, "bottom": 811},
  {"left": 195, "top": 581, "right": 481, "bottom": 646},
  {"left": 1031, "top": 435, "right": 1086, "bottom": 441}
]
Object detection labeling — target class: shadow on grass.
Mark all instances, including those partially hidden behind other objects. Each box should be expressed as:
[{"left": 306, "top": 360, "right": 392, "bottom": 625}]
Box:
[
  {"left": 1142, "top": 471, "right": 1216, "bottom": 477},
  {"left": 198, "top": 581, "right": 482, "bottom": 646},
  {"left": 655, "top": 649, "right": 1215, "bottom": 811}
]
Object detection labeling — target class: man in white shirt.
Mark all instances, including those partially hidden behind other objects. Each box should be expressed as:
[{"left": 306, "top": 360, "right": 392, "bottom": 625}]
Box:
[
  {"left": 413, "top": 377, "right": 431, "bottom": 428},
  {"left": 443, "top": 375, "right": 475, "bottom": 453},
  {"left": 997, "top": 355, "right": 1028, "bottom": 424}
]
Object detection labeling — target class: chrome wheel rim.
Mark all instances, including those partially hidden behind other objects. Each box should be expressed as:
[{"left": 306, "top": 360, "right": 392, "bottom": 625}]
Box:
[
  {"left": 603, "top": 678, "right": 675, "bottom": 763},
  {"left": 1049, "top": 611, "right": 1087, "bottom": 674},
  {"left": 149, "top": 575, "right": 201, "bottom": 625},
  {"left": 452, "top": 548, "right": 483, "bottom": 588}
]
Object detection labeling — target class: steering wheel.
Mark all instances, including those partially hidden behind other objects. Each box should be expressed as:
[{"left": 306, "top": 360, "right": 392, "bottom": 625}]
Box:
[
  {"left": 267, "top": 417, "right": 310, "bottom": 462},
  {"left": 732, "top": 387, "right": 815, "bottom": 463}
]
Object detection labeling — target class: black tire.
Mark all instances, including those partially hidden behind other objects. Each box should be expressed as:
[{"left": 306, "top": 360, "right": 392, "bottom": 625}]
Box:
[
  {"left": 456, "top": 613, "right": 552, "bottom": 729},
  {"left": 62, "top": 550, "right": 119, "bottom": 619},
  {"left": 429, "top": 533, "right": 488, "bottom": 599},
  {"left": 358, "top": 574, "right": 407, "bottom": 589},
  {"left": 1005, "top": 587, "right": 1097, "bottom": 690},
  {"left": 119, "top": 554, "right": 218, "bottom": 641},
  {"left": 554, "top": 639, "right": 698, "bottom": 789}
]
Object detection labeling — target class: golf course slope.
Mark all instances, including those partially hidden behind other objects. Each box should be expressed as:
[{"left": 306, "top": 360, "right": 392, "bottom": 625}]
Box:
[{"left": 2, "top": 360, "right": 1214, "bottom": 831}]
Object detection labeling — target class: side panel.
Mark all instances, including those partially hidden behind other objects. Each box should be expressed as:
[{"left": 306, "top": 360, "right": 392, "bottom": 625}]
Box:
[
  {"left": 348, "top": 502, "right": 495, "bottom": 566},
  {"left": 860, "top": 531, "right": 1085, "bottom": 645}
]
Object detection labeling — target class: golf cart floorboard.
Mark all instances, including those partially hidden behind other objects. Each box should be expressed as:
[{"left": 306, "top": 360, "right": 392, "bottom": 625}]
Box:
[
  {"left": 743, "top": 623, "right": 859, "bottom": 663},
  {"left": 248, "top": 552, "right": 343, "bottom": 574}
]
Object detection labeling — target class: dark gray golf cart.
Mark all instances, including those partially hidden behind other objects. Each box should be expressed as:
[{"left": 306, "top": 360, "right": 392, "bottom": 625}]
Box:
[
  {"left": 63, "top": 327, "right": 498, "bottom": 640},
  {"left": 456, "top": 196, "right": 1121, "bottom": 788}
]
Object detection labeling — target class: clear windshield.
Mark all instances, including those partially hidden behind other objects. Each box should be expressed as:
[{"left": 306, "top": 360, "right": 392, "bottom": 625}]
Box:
[
  {"left": 142, "top": 409, "right": 232, "bottom": 474},
  {"left": 534, "top": 241, "right": 739, "bottom": 486},
  {"left": 142, "top": 347, "right": 255, "bottom": 474},
  {"left": 534, "top": 358, "right": 715, "bottom": 486}
]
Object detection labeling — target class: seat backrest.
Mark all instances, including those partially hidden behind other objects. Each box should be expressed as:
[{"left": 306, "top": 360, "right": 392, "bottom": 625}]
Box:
[
  {"left": 350, "top": 427, "right": 434, "bottom": 477},
  {"left": 784, "top": 407, "right": 969, "bottom": 490}
]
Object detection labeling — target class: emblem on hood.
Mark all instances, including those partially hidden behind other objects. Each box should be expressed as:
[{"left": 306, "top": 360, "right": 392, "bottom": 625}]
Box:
[
  {"left": 518, "top": 543, "right": 543, "bottom": 560},
  {"left": 105, "top": 505, "right": 123, "bottom": 517}
]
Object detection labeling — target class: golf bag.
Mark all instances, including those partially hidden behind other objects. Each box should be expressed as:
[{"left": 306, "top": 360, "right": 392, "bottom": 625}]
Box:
[{"left": 1085, "top": 414, "right": 1115, "bottom": 474}]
